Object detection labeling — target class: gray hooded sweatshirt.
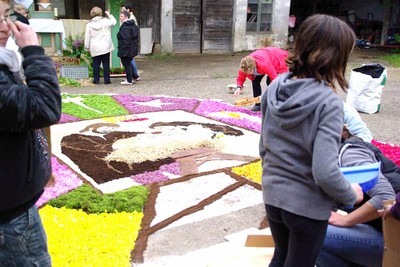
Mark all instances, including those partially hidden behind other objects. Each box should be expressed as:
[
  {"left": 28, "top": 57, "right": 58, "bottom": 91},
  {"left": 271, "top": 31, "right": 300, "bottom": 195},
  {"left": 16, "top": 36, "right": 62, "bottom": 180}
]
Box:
[{"left": 259, "top": 72, "right": 357, "bottom": 220}]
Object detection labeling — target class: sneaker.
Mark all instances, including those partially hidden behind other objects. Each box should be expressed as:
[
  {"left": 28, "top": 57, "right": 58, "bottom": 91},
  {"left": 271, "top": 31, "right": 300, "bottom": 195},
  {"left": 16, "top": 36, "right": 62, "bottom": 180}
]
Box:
[
  {"left": 121, "top": 79, "right": 136, "bottom": 84},
  {"left": 250, "top": 105, "right": 261, "bottom": 112},
  {"left": 135, "top": 77, "right": 140, "bottom": 81},
  {"left": 120, "top": 80, "right": 133, "bottom": 85}
]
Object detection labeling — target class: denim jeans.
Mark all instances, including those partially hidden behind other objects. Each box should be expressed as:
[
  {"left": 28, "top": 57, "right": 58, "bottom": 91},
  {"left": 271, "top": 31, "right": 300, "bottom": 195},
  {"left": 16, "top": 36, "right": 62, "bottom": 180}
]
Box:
[
  {"left": 0, "top": 205, "right": 51, "bottom": 266},
  {"left": 316, "top": 224, "right": 384, "bottom": 267},
  {"left": 131, "top": 58, "right": 139, "bottom": 79},
  {"left": 265, "top": 204, "right": 328, "bottom": 267}
]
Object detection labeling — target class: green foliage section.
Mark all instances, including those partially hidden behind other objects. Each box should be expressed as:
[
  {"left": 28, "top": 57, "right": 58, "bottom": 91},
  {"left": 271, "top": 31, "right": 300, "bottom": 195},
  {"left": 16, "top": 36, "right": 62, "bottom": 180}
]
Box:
[
  {"left": 394, "top": 34, "right": 400, "bottom": 44},
  {"left": 59, "top": 77, "right": 82, "bottom": 87},
  {"left": 47, "top": 184, "right": 149, "bottom": 214},
  {"left": 62, "top": 94, "right": 129, "bottom": 119},
  {"left": 107, "top": 0, "right": 125, "bottom": 12},
  {"left": 63, "top": 34, "right": 93, "bottom": 76},
  {"left": 381, "top": 53, "right": 400, "bottom": 67},
  {"left": 64, "top": 34, "right": 85, "bottom": 58},
  {"left": 109, "top": 67, "right": 126, "bottom": 74}
]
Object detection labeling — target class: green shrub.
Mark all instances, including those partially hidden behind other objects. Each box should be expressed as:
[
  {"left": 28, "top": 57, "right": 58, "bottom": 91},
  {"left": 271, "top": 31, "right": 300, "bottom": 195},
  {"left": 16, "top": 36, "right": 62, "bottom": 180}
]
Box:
[
  {"left": 47, "top": 184, "right": 149, "bottom": 214},
  {"left": 58, "top": 77, "right": 82, "bottom": 87}
]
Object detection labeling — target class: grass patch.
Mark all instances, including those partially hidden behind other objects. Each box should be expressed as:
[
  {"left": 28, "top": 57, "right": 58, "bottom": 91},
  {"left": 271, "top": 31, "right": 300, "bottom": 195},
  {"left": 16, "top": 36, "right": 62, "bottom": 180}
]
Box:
[
  {"left": 47, "top": 184, "right": 149, "bottom": 213},
  {"left": 381, "top": 53, "right": 400, "bottom": 67},
  {"left": 62, "top": 94, "right": 129, "bottom": 120}
]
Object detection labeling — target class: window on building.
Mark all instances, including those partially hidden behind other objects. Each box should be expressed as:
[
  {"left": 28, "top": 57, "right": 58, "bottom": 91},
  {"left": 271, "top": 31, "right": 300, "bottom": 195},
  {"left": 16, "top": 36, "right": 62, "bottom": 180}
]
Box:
[{"left": 246, "top": 0, "right": 273, "bottom": 32}]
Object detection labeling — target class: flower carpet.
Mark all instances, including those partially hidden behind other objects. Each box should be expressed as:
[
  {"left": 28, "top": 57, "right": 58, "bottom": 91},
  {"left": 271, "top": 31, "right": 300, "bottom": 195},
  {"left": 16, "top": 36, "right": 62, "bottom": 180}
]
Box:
[{"left": 37, "top": 93, "right": 400, "bottom": 266}]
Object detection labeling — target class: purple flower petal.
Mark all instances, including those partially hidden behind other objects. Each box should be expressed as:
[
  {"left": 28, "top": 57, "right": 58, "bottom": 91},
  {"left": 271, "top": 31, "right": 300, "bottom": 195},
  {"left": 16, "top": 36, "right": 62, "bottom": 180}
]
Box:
[{"left": 36, "top": 157, "right": 83, "bottom": 207}]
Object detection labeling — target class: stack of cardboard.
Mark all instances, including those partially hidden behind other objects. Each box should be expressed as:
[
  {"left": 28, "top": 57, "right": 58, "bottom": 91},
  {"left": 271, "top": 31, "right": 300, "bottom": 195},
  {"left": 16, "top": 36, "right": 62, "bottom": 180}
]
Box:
[{"left": 383, "top": 215, "right": 400, "bottom": 267}]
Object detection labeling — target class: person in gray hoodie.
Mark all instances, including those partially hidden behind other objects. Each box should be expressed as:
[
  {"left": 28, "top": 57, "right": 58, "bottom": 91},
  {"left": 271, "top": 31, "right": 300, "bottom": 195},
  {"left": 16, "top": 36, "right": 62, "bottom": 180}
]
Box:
[{"left": 259, "top": 14, "right": 364, "bottom": 267}]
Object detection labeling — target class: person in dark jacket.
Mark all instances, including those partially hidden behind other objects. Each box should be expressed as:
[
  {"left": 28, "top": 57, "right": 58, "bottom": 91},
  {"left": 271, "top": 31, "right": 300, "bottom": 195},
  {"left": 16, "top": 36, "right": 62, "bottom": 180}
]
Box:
[
  {"left": 117, "top": 10, "right": 138, "bottom": 85},
  {"left": 0, "top": 1, "right": 61, "bottom": 265},
  {"left": 122, "top": 4, "right": 140, "bottom": 82}
]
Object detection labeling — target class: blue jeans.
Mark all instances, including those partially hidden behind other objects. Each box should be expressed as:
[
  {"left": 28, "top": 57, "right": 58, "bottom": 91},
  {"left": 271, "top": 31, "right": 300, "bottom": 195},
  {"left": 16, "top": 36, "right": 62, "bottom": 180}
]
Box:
[
  {"left": 131, "top": 58, "right": 139, "bottom": 79},
  {"left": 0, "top": 205, "right": 51, "bottom": 266},
  {"left": 316, "top": 224, "right": 384, "bottom": 267},
  {"left": 265, "top": 204, "right": 328, "bottom": 267}
]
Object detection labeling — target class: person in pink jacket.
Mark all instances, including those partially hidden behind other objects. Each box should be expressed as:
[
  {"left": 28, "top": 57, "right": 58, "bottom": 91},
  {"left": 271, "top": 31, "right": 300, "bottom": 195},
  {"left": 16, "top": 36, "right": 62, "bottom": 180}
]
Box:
[{"left": 234, "top": 47, "right": 288, "bottom": 111}]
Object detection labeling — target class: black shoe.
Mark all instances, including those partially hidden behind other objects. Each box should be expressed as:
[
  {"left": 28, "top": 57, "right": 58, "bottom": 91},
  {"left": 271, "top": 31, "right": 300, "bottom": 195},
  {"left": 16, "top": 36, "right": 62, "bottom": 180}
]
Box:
[
  {"left": 250, "top": 105, "right": 261, "bottom": 112},
  {"left": 92, "top": 81, "right": 99, "bottom": 84},
  {"left": 104, "top": 81, "right": 112, "bottom": 84}
]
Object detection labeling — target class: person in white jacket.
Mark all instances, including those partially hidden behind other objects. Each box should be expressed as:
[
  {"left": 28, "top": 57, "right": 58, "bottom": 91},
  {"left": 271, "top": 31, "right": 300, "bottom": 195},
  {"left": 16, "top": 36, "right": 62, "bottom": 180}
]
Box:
[
  {"left": 84, "top": 6, "right": 116, "bottom": 84},
  {"left": 343, "top": 101, "right": 373, "bottom": 142}
]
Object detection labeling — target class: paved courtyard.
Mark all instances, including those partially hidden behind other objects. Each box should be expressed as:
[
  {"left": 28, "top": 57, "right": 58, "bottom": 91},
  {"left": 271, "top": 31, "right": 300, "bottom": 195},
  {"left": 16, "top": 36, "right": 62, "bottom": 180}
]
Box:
[{"left": 58, "top": 48, "right": 400, "bottom": 265}]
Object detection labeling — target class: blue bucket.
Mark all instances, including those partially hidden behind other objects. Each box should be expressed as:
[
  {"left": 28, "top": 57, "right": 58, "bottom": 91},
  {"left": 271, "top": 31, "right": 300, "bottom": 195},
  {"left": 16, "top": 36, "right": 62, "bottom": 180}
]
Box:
[{"left": 340, "top": 162, "right": 380, "bottom": 192}]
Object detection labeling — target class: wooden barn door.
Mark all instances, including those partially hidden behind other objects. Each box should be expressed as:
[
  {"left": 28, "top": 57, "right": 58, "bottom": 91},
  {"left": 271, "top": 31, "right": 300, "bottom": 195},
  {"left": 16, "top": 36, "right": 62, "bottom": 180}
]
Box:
[
  {"left": 173, "top": 0, "right": 233, "bottom": 53},
  {"left": 202, "top": 0, "right": 233, "bottom": 53},
  {"left": 173, "top": 0, "right": 201, "bottom": 53}
]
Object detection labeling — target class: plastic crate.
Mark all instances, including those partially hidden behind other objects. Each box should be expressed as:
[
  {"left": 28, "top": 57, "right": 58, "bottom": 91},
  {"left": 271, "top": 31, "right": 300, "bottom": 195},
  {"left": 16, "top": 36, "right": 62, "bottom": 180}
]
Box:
[{"left": 60, "top": 65, "right": 89, "bottom": 79}]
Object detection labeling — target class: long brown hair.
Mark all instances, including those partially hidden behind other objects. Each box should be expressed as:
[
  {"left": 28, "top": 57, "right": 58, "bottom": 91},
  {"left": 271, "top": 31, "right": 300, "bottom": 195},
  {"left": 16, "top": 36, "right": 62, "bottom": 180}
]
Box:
[{"left": 288, "top": 14, "right": 355, "bottom": 92}]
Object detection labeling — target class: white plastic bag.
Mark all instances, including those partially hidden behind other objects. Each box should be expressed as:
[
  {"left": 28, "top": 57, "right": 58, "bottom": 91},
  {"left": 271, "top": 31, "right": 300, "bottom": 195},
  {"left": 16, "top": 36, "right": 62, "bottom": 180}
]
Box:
[{"left": 346, "top": 64, "right": 387, "bottom": 114}]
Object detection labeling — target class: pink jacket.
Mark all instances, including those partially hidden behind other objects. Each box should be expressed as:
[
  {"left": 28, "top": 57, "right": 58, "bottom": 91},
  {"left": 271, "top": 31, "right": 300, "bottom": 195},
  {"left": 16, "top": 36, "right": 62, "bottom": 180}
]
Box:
[{"left": 236, "top": 47, "right": 288, "bottom": 88}]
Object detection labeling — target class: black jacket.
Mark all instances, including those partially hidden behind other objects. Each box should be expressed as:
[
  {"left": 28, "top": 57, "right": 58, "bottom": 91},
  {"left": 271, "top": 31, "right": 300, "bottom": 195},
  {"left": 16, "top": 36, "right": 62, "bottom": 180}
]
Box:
[
  {"left": 117, "top": 19, "right": 139, "bottom": 58},
  {"left": 0, "top": 46, "right": 61, "bottom": 222}
]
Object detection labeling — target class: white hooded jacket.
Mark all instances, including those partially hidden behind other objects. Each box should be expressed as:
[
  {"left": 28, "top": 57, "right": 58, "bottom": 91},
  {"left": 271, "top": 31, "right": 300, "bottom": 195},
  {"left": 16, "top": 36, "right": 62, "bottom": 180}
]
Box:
[{"left": 84, "top": 15, "right": 116, "bottom": 57}]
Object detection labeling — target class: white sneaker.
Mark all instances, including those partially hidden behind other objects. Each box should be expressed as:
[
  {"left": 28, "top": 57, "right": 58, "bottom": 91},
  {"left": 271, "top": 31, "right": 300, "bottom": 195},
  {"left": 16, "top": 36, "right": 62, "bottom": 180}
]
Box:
[
  {"left": 135, "top": 77, "right": 140, "bottom": 81},
  {"left": 120, "top": 80, "right": 133, "bottom": 85}
]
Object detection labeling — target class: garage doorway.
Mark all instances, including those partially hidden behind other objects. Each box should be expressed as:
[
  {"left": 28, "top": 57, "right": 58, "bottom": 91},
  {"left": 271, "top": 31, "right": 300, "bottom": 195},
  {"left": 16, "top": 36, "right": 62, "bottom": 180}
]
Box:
[{"left": 173, "top": 0, "right": 233, "bottom": 53}]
